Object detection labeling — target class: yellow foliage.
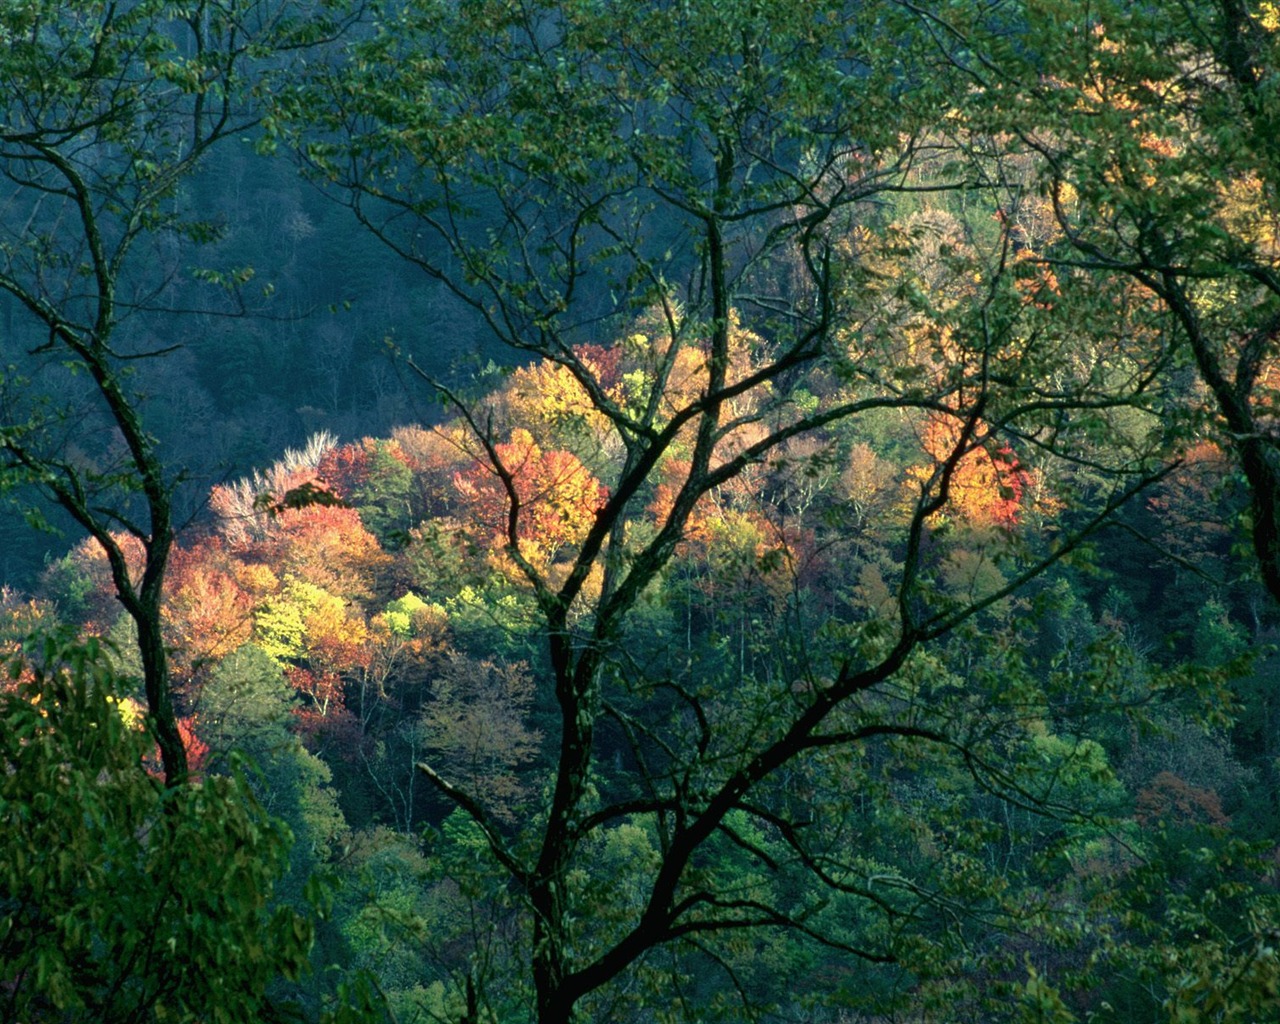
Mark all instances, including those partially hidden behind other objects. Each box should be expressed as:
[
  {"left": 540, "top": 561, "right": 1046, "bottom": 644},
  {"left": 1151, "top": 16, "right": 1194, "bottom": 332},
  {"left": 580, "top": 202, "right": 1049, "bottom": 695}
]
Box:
[{"left": 236, "top": 563, "right": 280, "bottom": 596}]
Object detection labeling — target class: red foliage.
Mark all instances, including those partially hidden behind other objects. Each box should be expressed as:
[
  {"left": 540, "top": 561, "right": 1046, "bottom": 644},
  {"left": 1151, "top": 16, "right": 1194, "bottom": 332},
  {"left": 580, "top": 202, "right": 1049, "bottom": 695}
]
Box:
[
  {"left": 1136, "top": 771, "right": 1230, "bottom": 827},
  {"left": 143, "top": 714, "right": 209, "bottom": 781},
  {"left": 318, "top": 438, "right": 415, "bottom": 500},
  {"left": 918, "top": 414, "right": 1031, "bottom": 527},
  {"left": 453, "top": 429, "right": 607, "bottom": 568},
  {"left": 317, "top": 442, "right": 372, "bottom": 500},
  {"left": 178, "top": 716, "right": 209, "bottom": 777},
  {"left": 286, "top": 667, "right": 362, "bottom": 756},
  {"left": 573, "top": 342, "right": 623, "bottom": 390},
  {"left": 286, "top": 666, "right": 345, "bottom": 716}
]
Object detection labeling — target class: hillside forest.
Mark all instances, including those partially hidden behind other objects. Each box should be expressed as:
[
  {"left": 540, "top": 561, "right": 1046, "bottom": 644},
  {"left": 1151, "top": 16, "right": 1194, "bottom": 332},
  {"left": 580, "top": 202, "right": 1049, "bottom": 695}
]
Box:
[{"left": 5, "top": 2, "right": 1280, "bottom": 1023}]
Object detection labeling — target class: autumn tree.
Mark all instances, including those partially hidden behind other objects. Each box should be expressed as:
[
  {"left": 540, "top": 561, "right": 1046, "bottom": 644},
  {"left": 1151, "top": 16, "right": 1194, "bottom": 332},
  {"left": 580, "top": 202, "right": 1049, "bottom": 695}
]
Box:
[
  {"left": 453, "top": 428, "right": 607, "bottom": 583},
  {"left": 164, "top": 538, "right": 256, "bottom": 678},
  {"left": 284, "top": 1, "right": 1181, "bottom": 1020},
  {"left": 418, "top": 653, "right": 543, "bottom": 824}
]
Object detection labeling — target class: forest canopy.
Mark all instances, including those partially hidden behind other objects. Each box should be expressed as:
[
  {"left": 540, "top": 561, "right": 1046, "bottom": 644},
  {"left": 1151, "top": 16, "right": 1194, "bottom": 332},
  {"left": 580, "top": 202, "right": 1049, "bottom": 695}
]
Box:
[{"left": 4, "top": 2, "right": 1280, "bottom": 1023}]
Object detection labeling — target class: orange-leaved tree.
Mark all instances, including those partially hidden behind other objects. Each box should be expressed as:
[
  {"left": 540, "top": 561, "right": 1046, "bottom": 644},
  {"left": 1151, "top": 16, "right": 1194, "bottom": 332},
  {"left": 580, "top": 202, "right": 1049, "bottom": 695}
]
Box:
[{"left": 453, "top": 428, "right": 607, "bottom": 583}]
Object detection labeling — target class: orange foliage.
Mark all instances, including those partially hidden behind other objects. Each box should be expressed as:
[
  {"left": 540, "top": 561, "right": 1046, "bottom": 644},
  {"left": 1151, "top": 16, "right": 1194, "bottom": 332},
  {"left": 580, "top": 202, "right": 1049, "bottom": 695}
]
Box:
[
  {"left": 621, "top": 311, "right": 767, "bottom": 421},
  {"left": 914, "top": 414, "right": 1030, "bottom": 528},
  {"left": 52, "top": 532, "right": 148, "bottom": 634},
  {"left": 253, "top": 504, "right": 390, "bottom": 600},
  {"left": 1136, "top": 770, "right": 1230, "bottom": 828},
  {"left": 391, "top": 425, "right": 472, "bottom": 517},
  {"left": 659, "top": 345, "right": 713, "bottom": 417},
  {"left": 491, "top": 345, "right": 633, "bottom": 476},
  {"left": 235, "top": 562, "right": 282, "bottom": 598},
  {"left": 1010, "top": 247, "right": 1061, "bottom": 310},
  {"left": 646, "top": 457, "right": 693, "bottom": 533},
  {"left": 840, "top": 442, "right": 899, "bottom": 529},
  {"left": 164, "top": 539, "right": 254, "bottom": 676},
  {"left": 453, "top": 428, "right": 607, "bottom": 575},
  {"left": 303, "top": 592, "right": 372, "bottom": 674}
]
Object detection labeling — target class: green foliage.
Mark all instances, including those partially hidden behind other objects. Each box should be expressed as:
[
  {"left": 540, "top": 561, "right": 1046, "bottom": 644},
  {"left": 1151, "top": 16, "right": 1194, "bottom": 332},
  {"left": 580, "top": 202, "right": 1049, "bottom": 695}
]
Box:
[
  {"left": 334, "top": 821, "right": 528, "bottom": 1023},
  {"left": 37, "top": 553, "right": 95, "bottom": 622},
  {"left": 0, "top": 636, "right": 313, "bottom": 1024},
  {"left": 1194, "top": 599, "right": 1250, "bottom": 668},
  {"left": 201, "top": 643, "right": 299, "bottom": 758},
  {"left": 199, "top": 644, "right": 349, "bottom": 898},
  {"left": 11, "top": 2, "right": 1280, "bottom": 1022},
  {"left": 442, "top": 580, "right": 540, "bottom": 661},
  {"left": 381, "top": 590, "right": 434, "bottom": 638},
  {"left": 351, "top": 441, "right": 416, "bottom": 546},
  {"left": 1016, "top": 965, "right": 1078, "bottom": 1024}
]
